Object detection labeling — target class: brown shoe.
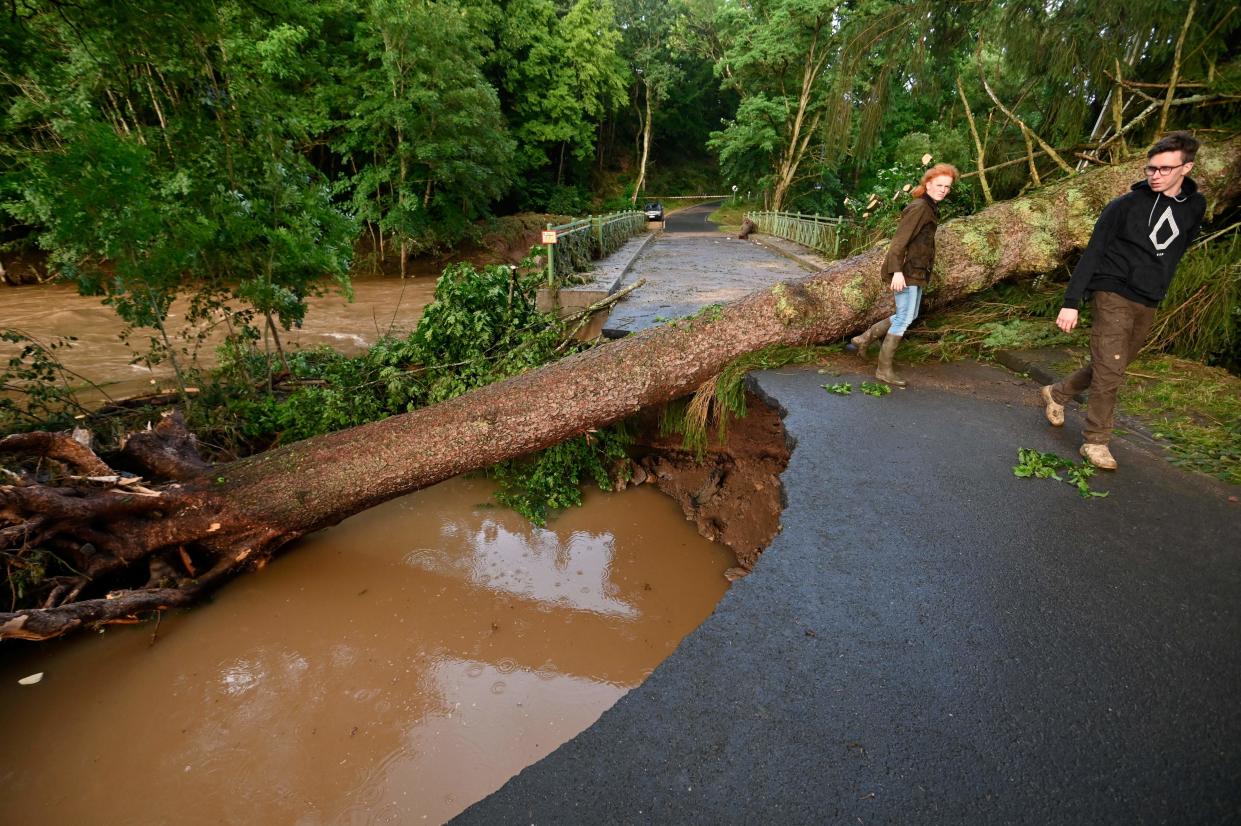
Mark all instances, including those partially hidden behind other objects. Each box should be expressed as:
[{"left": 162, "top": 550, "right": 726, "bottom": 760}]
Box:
[
  {"left": 1040, "top": 385, "right": 1064, "bottom": 427},
  {"left": 1080, "top": 443, "right": 1118, "bottom": 470},
  {"left": 849, "top": 318, "right": 891, "bottom": 359},
  {"left": 874, "top": 333, "right": 906, "bottom": 387}
]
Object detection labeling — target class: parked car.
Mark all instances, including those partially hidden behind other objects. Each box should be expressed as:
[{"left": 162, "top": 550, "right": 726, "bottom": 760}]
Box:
[{"left": 644, "top": 201, "right": 664, "bottom": 221}]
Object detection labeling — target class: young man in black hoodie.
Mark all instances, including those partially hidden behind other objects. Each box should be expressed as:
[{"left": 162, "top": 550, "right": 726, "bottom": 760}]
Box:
[{"left": 1039, "top": 132, "right": 1207, "bottom": 470}]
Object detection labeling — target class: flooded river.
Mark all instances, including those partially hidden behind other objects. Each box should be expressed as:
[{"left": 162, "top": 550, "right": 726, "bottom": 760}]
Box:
[
  {"left": 1, "top": 279, "right": 738, "bottom": 823},
  {"left": 0, "top": 278, "right": 438, "bottom": 401},
  {"left": 0, "top": 476, "right": 732, "bottom": 824}
]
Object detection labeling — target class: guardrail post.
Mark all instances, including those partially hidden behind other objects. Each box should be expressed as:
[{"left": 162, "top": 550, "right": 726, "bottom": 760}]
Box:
[{"left": 545, "top": 222, "right": 555, "bottom": 286}]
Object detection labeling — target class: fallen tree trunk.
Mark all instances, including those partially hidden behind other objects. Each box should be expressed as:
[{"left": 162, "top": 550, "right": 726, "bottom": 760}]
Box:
[{"left": 4, "top": 137, "right": 1239, "bottom": 640}]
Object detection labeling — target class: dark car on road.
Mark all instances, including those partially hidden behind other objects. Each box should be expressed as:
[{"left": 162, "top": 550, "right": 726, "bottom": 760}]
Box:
[{"left": 644, "top": 202, "right": 664, "bottom": 221}]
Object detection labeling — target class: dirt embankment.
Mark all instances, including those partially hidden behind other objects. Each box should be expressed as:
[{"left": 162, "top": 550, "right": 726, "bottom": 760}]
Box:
[{"left": 625, "top": 389, "right": 791, "bottom": 577}]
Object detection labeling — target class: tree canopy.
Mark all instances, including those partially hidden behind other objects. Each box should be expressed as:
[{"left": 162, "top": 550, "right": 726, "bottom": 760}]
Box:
[{"left": 1, "top": 0, "right": 1237, "bottom": 336}]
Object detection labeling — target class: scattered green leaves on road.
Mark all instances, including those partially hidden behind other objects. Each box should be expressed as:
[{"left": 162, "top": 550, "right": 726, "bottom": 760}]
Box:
[
  {"left": 1013, "top": 447, "right": 1108, "bottom": 499},
  {"left": 822, "top": 382, "right": 852, "bottom": 395},
  {"left": 860, "top": 382, "right": 892, "bottom": 396}
]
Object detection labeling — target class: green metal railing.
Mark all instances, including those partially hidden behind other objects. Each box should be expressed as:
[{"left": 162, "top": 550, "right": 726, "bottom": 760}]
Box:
[
  {"left": 747, "top": 210, "right": 848, "bottom": 259},
  {"left": 545, "top": 211, "right": 647, "bottom": 285}
]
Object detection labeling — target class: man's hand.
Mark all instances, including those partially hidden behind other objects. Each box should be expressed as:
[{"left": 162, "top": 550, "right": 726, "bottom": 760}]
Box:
[
  {"left": 890, "top": 272, "right": 906, "bottom": 293},
  {"left": 1056, "top": 308, "right": 1079, "bottom": 333}
]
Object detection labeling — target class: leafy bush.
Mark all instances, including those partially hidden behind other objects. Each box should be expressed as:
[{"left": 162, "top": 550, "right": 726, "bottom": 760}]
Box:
[
  {"left": 488, "top": 426, "right": 632, "bottom": 525},
  {"left": 0, "top": 330, "right": 87, "bottom": 432}
]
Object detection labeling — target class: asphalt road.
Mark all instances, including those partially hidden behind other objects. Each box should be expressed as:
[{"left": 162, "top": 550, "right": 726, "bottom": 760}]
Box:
[
  {"left": 455, "top": 359, "right": 1241, "bottom": 825},
  {"left": 603, "top": 201, "right": 810, "bottom": 336}
]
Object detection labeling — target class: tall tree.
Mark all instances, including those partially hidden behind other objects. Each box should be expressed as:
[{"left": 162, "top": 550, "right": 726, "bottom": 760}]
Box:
[
  {"left": 498, "top": 0, "right": 629, "bottom": 181},
  {"left": 332, "top": 0, "right": 516, "bottom": 273},
  {"left": 616, "top": 0, "right": 684, "bottom": 202},
  {"left": 705, "top": 0, "right": 937, "bottom": 210}
]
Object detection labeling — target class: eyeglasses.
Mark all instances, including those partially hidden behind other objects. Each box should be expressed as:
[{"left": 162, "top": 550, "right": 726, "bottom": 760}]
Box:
[{"left": 1144, "top": 163, "right": 1186, "bottom": 177}]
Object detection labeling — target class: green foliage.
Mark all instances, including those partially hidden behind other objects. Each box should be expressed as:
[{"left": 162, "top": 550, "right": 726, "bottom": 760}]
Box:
[
  {"left": 213, "top": 257, "right": 568, "bottom": 449},
  {"left": 978, "top": 319, "right": 1079, "bottom": 351},
  {"left": 546, "top": 186, "right": 590, "bottom": 215},
  {"left": 497, "top": 0, "right": 628, "bottom": 173},
  {"left": 822, "top": 382, "right": 852, "bottom": 395},
  {"left": 1013, "top": 447, "right": 1107, "bottom": 498},
  {"left": 0, "top": 330, "right": 89, "bottom": 431},
  {"left": 334, "top": 0, "right": 516, "bottom": 257},
  {"left": 911, "top": 279, "right": 1084, "bottom": 361},
  {"left": 488, "top": 425, "right": 632, "bottom": 525},
  {"left": 1146, "top": 232, "right": 1241, "bottom": 369},
  {"left": 661, "top": 345, "right": 827, "bottom": 457},
  {"left": 1118, "top": 356, "right": 1241, "bottom": 485},
  {"left": 860, "top": 381, "right": 891, "bottom": 397},
  {"left": 2, "top": 0, "right": 357, "bottom": 393}
]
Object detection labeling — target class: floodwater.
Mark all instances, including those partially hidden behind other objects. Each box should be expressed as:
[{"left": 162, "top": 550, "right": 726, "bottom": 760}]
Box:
[
  {"left": 0, "top": 278, "right": 438, "bottom": 402},
  {"left": 1, "top": 278, "right": 737, "bottom": 823},
  {"left": 0, "top": 476, "right": 732, "bottom": 824}
]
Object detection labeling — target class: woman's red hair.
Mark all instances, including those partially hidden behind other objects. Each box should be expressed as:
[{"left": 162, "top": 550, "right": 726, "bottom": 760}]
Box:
[{"left": 911, "top": 163, "right": 960, "bottom": 198}]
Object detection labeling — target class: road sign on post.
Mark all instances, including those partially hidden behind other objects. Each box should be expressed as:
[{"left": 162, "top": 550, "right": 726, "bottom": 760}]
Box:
[{"left": 541, "top": 230, "right": 558, "bottom": 245}]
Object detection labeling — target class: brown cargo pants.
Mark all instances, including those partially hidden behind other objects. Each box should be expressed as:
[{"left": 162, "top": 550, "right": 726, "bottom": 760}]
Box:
[{"left": 1050, "top": 291, "right": 1155, "bottom": 445}]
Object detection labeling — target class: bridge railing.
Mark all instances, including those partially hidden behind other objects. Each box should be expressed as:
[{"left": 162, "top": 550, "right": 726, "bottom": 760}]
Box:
[
  {"left": 545, "top": 211, "right": 646, "bottom": 285},
  {"left": 747, "top": 210, "right": 848, "bottom": 259}
]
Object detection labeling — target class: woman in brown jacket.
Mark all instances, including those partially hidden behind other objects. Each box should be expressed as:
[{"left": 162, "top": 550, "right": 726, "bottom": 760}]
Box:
[{"left": 850, "top": 163, "right": 960, "bottom": 385}]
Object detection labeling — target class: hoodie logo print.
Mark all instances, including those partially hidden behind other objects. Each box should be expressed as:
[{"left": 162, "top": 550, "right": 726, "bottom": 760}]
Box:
[{"left": 1149, "top": 207, "right": 1180, "bottom": 251}]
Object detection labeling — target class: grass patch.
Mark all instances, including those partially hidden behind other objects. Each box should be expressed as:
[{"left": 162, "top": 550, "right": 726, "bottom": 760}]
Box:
[
  {"left": 908, "top": 279, "right": 1085, "bottom": 362},
  {"left": 1117, "top": 356, "right": 1241, "bottom": 484},
  {"left": 662, "top": 343, "right": 834, "bottom": 456}
]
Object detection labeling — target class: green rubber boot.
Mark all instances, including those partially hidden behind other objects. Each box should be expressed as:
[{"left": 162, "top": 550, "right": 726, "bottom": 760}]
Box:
[
  {"left": 849, "top": 318, "right": 891, "bottom": 359},
  {"left": 874, "top": 333, "right": 906, "bottom": 387}
]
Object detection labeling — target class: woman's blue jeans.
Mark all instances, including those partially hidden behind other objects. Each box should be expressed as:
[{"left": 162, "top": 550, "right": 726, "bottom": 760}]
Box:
[{"left": 888, "top": 284, "right": 923, "bottom": 336}]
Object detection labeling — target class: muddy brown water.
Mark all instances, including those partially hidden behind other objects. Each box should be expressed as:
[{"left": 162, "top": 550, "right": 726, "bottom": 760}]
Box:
[
  {"left": 0, "top": 278, "right": 438, "bottom": 402},
  {"left": 0, "top": 476, "right": 732, "bottom": 824},
  {"left": 1, "top": 279, "right": 737, "bottom": 823}
]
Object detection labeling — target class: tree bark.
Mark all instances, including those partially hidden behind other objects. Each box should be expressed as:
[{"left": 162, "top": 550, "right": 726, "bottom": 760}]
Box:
[
  {"left": 631, "top": 81, "right": 653, "bottom": 205},
  {"left": 4, "top": 137, "right": 1240, "bottom": 641}
]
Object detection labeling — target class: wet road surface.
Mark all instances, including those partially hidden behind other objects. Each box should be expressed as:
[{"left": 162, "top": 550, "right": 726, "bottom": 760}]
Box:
[
  {"left": 602, "top": 202, "right": 810, "bottom": 336},
  {"left": 455, "top": 359, "right": 1241, "bottom": 824}
]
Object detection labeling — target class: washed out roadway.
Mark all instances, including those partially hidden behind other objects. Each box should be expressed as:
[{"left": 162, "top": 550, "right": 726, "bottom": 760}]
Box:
[{"left": 455, "top": 355, "right": 1241, "bottom": 823}]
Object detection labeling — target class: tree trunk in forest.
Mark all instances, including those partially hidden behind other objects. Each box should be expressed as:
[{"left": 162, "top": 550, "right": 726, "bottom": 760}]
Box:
[
  {"left": 3, "top": 138, "right": 1239, "bottom": 641},
  {"left": 631, "top": 82, "right": 653, "bottom": 205}
]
